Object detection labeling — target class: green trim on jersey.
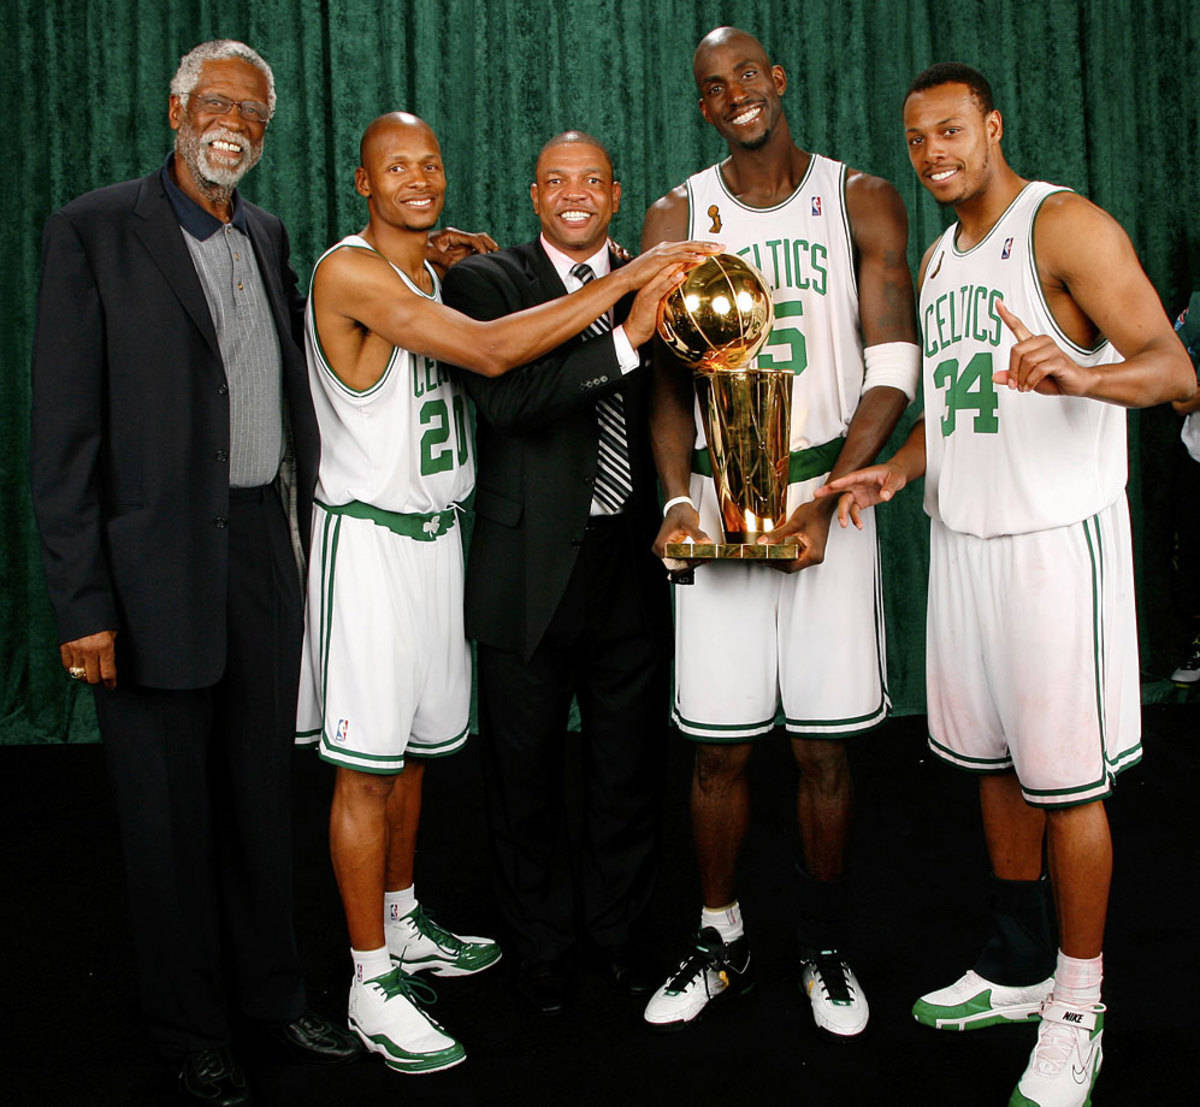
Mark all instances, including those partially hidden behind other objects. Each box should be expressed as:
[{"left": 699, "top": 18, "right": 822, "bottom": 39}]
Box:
[
  {"left": 711, "top": 154, "right": 817, "bottom": 215},
  {"left": 784, "top": 697, "right": 888, "bottom": 737},
  {"left": 837, "top": 163, "right": 858, "bottom": 302},
  {"left": 316, "top": 498, "right": 459, "bottom": 542},
  {"left": 948, "top": 182, "right": 1041, "bottom": 258},
  {"left": 309, "top": 244, "right": 399, "bottom": 399},
  {"left": 691, "top": 435, "right": 846, "bottom": 484},
  {"left": 1026, "top": 192, "right": 1109, "bottom": 358},
  {"left": 672, "top": 709, "right": 778, "bottom": 740}
]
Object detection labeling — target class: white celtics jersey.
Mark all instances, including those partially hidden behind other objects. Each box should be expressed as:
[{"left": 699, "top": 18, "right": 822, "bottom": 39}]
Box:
[
  {"left": 920, "top": 182, "right": 1124, "bottom": 538},
  {"left": 685, "top": 154, "right": 864, "bottom": 452},
  {"left": 304, "top": 234, "right": 474, "bottom": 514}
]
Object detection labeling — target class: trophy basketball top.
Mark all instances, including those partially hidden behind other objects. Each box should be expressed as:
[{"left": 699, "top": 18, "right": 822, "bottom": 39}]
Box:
[{"left": 656, "top": 252, "right": 775, "bottom": 371}]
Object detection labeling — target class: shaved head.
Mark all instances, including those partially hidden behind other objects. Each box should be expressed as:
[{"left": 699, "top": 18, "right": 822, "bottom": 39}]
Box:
[
  {"left": 693, "top": 26, "right": 770, "bottom": 87},
  {"left": 359, "top": 111, "right": 439, "bottom": 167},
  {"left": 535, "top": 130, "right": 615, "bottom": 179}
]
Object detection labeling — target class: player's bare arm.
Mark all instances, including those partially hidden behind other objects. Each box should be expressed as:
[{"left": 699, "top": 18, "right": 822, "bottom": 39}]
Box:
[
  {"left": 996, "top": 191, "right": 1194, "bottom": 406},
  {"left": 813, "top": 232, "right": 937, "bottom": 530},
  {"left": 314, "top": 237, "right": 716, "bottom": 392},
  {"left": 764, "top": 171, "right": 918, "bottom": 570},
  {"left": 644, "top": 186, "right": 715, "bottom": 558}
]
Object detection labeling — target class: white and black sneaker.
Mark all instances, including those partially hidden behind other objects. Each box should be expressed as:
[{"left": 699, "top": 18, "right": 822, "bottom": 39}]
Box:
[
  {"left": 800, "top": 950, "right": 869, "bottom": 1038},
  {"left": 1008, "top": 998, "right": 1104, "bottom": 1106},
  {"left": 642, "top": 927, "right": 753, "bottom": 1030}
]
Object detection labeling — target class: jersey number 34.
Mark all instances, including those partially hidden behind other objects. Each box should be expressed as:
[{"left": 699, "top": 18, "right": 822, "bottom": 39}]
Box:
[{"left": 933, "top": 351, "right": 999, "bottom": 436}]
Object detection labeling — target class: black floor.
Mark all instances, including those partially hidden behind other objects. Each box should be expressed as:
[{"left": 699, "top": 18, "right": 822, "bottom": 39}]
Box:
[{"left": 2, "top": 707, "right": 1196, "bottom": 1105}]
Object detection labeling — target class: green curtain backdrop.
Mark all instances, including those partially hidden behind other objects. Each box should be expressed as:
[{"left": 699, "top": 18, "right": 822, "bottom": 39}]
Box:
[{"left": 4, "top": 0, "right": 1198, "bottom": 741}]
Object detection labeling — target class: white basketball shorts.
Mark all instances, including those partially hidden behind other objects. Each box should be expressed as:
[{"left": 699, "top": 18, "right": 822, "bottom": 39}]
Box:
[
  {"left": 672, "top": 472, "right": 889, "bottom": 741},
  {"left": 926, "top": 499, "right": 1142, "bottom": 806},
  {"left": 296, "top": 501, "right": 470, "bottom": 773}
]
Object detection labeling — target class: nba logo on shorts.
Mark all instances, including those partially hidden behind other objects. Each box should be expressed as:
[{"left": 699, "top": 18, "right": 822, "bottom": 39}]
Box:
[
  {"left": 811, "top": 196, "right": 822, "bottom": 216},
  {"left": 335, "top": 718, "right": 350, "bottom": 744},
  {"left": 1001, "top": 236, "right": 1013, "bottom": 259}
]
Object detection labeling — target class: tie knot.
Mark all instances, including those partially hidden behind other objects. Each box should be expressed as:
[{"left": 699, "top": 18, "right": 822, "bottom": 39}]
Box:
[{"left": 571, "top": 262, "right": 596, "bottom": 284}]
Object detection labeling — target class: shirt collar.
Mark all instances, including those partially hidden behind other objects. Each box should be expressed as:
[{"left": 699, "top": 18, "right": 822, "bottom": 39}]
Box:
[
  {"left": 539, "top": 234, "right": 611, "bottom": 286},
  {"left": 161, "top": 152, "right": 249, "bottom": 240}
]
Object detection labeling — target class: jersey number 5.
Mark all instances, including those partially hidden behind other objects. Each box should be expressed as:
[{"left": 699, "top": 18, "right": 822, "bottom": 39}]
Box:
[
  {"left": 932, "top": 351, "right": 999, "bottom": 436},
  {"left": 754, "top": 301, "right": 808, "bottom": 376}
]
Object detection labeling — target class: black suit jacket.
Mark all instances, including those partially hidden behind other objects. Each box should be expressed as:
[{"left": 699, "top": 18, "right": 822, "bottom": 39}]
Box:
[
  {"left": 441, "top": 240, "right": 669, "bottom": 660},
  {"left": 30, "top": 169, "right": 319, "bottom": 689}
]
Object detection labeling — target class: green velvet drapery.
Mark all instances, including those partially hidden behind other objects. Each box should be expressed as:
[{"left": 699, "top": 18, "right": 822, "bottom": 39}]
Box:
[{"left": 4, "top": 0, "right": 1198, "bottom": 741}]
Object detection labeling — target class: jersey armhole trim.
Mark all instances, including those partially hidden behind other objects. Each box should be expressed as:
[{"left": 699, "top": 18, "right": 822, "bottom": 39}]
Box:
[
  {"left": 309, "top": 244, "right": 398, "bottom": 399},
  {"left": 1027, "top": 192, "right": 1109, "bottom": 359}
]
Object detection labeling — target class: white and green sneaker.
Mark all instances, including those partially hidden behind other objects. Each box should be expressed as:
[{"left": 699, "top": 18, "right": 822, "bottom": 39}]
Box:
[
  {"left": 800, "top": 951, "right": 869, "bottom": 1038},
  {"left": 386, "top": 904, "right": 502, "bottom": 977},
  {"left": 1008, "top": 998, "right": 1104, "bottom": 1106},
  {"left": 348, "top": 967, "right": 465, "bottom": 1075},
  {"left": 913, "top": 969, "right": 1054, "bottom": 1031}
]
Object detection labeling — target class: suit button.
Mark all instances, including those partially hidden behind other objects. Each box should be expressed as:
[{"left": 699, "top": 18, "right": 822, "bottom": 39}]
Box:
[
  {"left": 583, "top": 474, "right": 594, "bottom": 485},
  {"left": 215, "top": 450, "right": 228, "bottom": 462},
  {"left": 570, "top": 535, "right": 583, "bottom": 547},
  {"left": 214, "top": 516, "right": 228, "bottom": 528},
  {"left": 218, "top": 383, "right": 229, "bottom": 395}
]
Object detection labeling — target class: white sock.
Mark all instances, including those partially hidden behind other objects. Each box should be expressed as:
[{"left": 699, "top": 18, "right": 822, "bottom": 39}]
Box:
[
  {"left": 701, "top": 901, "right": 744, "bottom": 942},
  {"left": 384, "top": 885, "right": 418, "bottom": 924},
  {"left": 351, "top": 945, "right": 393, "bottom": 984},
  {"left": 1053, "top": 949, "right": 1103, "bottom": 1007}
]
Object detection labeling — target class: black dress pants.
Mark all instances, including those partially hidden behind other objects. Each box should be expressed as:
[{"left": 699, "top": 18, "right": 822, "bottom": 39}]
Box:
[
  {"left": 477, "top": 514, "right": 669, "bottom": 967},
  {"left": 93, "top": 486, "right": 305, "bottom": 1055}
]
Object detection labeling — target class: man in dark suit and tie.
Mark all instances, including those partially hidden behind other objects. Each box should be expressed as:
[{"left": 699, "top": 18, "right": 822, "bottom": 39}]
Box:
[
  {"left": 30, "top": 40, "right": 359, "bottom": 1104},
  {"left": 441, "top": 132, "right": 674, "bottom": 1014}
]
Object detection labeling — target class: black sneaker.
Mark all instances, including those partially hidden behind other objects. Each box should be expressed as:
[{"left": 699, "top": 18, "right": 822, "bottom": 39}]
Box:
[{"left": 1171, "top": 637, "right": 1200, "bottom": 682}]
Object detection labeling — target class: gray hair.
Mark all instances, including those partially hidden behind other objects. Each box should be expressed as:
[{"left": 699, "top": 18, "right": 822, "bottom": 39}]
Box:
[{"left": 169, "top": 40, "right": 276, "bottom": 119}]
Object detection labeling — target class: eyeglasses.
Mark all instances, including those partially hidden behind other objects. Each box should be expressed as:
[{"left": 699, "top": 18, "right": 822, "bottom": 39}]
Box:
[{"left": 189, "top": 93, "right": 271, "bottom": 124}]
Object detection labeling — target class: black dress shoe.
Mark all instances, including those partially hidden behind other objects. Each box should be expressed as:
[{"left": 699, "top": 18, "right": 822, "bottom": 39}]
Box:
[
  {"left": 263, "top": 1010, "right": 364, "bottom": 1065},
  {"left": 180, "top": 1047, "right": 252, "bottom": 1106},
  {"left": 517, "top": 961, "right": 569, "bottom": 1016},
  {"left": 604, "top": 943, "right": 658, "bottom": 997}
]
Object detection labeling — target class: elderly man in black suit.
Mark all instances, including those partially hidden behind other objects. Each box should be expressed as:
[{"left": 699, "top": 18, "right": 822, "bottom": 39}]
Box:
[
  {"left": 441, "top": 132, "right": 673, "bottom": 1015},
  {"left": 30, "top": 39, "right": 360, "bottom": 1105}
]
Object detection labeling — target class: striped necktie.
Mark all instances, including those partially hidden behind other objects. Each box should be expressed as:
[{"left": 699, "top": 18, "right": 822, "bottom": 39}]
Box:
[{"left": 571, "top": 262, "right": 632, "bottom": 513}]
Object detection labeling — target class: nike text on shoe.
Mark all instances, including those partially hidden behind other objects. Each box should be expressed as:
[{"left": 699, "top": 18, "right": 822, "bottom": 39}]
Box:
[
  {"left": 387, "top": 904, "right": 502, "bottom": 977},
  {"left": 913, "top": 969, "right": 1054, "bottom": 1031},
  {"left": 643, "top": 927, "right": 753, "bottom": 1030},
  {"left": 348, "top": 967, "right": 466, "bottom": 1074},
  {"left": 800, "top": 950, "right": 869, "bottom": 1038},
  {"left": 1008, "top": 998, "right": 1104, "bottom": 1107}
]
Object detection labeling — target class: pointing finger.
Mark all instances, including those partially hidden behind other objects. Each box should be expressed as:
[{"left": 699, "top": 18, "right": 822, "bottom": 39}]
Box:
[{"left": 996, "top": 298, "right": 1034, "bottom": 343}]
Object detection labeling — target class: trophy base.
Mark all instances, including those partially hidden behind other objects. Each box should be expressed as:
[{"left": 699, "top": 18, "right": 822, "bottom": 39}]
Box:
[{"left": 665, "top": 540, "right": 799, "bottom": 561}]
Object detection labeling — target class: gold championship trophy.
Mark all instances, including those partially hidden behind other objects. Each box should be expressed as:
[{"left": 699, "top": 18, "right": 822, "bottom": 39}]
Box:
[{"left": 658, "top": 252, "right": 797, "bottom": 560}]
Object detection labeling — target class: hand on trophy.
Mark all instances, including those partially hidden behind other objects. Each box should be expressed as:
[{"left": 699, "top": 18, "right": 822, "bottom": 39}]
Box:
[
  {"left": 653, "top": 500, "right": 713, "bottom": 574},
  {"left": 758, "top": 498, "right": 833, "bottom": 573}
]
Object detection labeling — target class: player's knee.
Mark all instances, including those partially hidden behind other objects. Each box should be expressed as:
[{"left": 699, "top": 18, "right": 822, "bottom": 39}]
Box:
[
  {"left": 791, "top": 736, "right": 847, "bottom": 784},
  {"left": 333, "top": 765, "right": 399, "bottom": 805},
  {"left": 693, "top": 742, "right": 750, "bottom": 793}
]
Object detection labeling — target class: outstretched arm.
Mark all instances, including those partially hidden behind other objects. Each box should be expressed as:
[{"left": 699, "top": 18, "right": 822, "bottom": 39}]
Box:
[
  {"left": 315, "top": 238, "right": 719, "bottom": 390},
  {"left": 814, "top": 419, "right": 927, "bottom": 529},
  {"left": 763, "top": 171, "right": 918, "bottom": 571}
]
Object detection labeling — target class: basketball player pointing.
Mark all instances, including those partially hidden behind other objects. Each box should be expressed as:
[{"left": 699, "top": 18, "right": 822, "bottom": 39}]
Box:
[
  {"left": 819, "top": 65, "right": 1193, "bottom": 1106},
  {"left": 642, "top": 27, "right": 920, "bottom": 1038}
]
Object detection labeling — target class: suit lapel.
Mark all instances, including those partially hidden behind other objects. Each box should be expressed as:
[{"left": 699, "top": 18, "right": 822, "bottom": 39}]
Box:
[{"left": 130, "top": 173, "right": 221, "bottom": 358}]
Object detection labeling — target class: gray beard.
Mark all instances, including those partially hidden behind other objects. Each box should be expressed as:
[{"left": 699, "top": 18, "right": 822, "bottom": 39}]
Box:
[{"left": 175, "top": 124, "right": 262, "bottom": 204}]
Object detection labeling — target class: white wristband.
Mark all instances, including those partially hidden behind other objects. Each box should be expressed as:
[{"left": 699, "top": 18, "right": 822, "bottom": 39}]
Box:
[
  {"left": 862, "top": 341, "right": 921, "bottom": 402},
  {"left": 662, "top": 495, "right": 696, "bottom": 518}
]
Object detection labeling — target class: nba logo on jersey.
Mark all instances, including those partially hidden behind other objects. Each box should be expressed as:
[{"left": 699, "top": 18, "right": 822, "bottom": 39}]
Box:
[
  {"left": 811, "top": 196, "right": 822, "bottom": 216},
  {"left": 1001, "top": 236, "right": 1013, "bottom": 259},
  {"left": 335, "top": 718, "right": 350, "bottom": 744}
]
